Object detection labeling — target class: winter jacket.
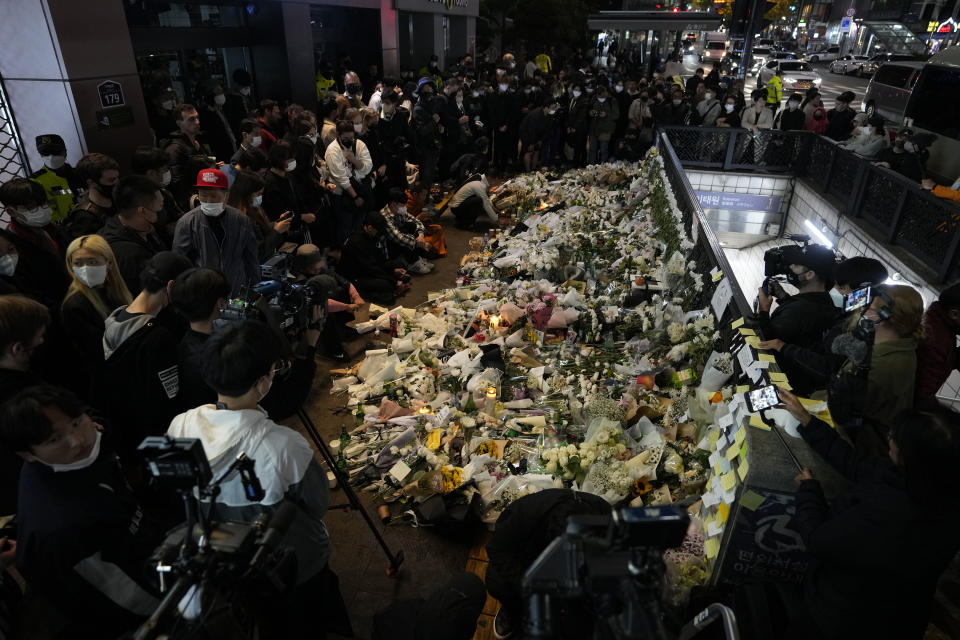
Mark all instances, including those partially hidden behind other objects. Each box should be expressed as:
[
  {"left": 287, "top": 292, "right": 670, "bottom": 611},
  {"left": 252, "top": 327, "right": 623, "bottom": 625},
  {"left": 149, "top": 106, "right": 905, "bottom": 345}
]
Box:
[
  {"left": 163, "top": 131, "right": 213, "bottom": 209},
  {"left": 15, "top": 439, "right": 164, "bottom": 636},
  {"left": 62, "top": 198, "right": 115, "bottom": 242},
  {"left": 167, "top": 405, "right": 331, "bottom": 584},
  {"left": 740, "top": 105, "right": 774, "bottom": 130},
  {"left": 339, "top": 232, "right": 394, "bottom": 282},
  {"left": 777, "top": 107, "right": 807, "bottom": 131},
  {"left": 693, "top": 98, "right": 722, "bottom": 127},
  {"left": 99, "top": 215, "right": 167, "bottom": 295},
  {"left": 519, "top": 107, "right": 553, "bottom": 146},
  {"left": 177, "top": 328, "right": 215, "bottom": 411},
  {"left": 99, "top": 307, "right": 182, "bottom": 457},
  {"left": 172, "top": 205, "right": 260, "bottom": 295},
  {"left": 824, "top": 107, "right": 856, "bottom": 141},
  {"left": 875, "top": 148, "right": 924, "bottom": 183},
  {"left": 794, "top": 416, "right": 960, "bottom": 640},
  {"left": 806, "top": 107, "right": 829, "bottom": 134},
  {"left": 759, "top": 291, "right": 838, "bottom": 349},
  {"left": 588, "top": 98, "right": 619, "bottom": 140},
  {"left": 777, "top": 318, "right": 847, "bottom": 396},
  {"left": 842, "top": 133, "right": 887, "bottom": 158},
  {"left": 565, "top": 94, "right": 589, "bottom": 135},
  {"left": 838, "top": 336, "right": 917, "bottom": 432},
  {"left": 915, "top": 301, "right": 958, "bottom": 407},
  {"left": 0, "top": 368, "right": 43, "bottom": 515},
  {"left": 4, "top": 222, "right": 69, "bottom": 306},
  {"left": 61, "top": 289, "right": 124, "bottom": 365}
]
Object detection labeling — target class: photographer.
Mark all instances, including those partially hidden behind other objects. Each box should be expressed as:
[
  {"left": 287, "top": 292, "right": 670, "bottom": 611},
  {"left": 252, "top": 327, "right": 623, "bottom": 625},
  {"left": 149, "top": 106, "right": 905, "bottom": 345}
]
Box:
[
  {"left": 776, "top": 388, "right": 960, "bottom": 640},
  {"left": 759, "top": 256, "right": 888, "bottom": 395},
  {"left": 756, "top": 243, "right": 838, "bottom": 352},
  {"left": 484, "top": 488, "right": 611, "bottom": 639},
  {"left": 167, "top": 321, "right": 347, "bottom": 637},
  {"left": 0, "top": 385, "right": 165, "bottom": 637}
]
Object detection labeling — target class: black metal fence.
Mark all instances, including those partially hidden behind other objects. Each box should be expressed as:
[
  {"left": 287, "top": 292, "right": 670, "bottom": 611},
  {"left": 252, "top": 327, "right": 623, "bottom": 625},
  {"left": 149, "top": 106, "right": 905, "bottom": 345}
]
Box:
[
  {"left": 660, "top": 125, "right": 960, "bottom": 283},
  {"left": 0, "top": 74, "right": 29, "bottom": 184}
]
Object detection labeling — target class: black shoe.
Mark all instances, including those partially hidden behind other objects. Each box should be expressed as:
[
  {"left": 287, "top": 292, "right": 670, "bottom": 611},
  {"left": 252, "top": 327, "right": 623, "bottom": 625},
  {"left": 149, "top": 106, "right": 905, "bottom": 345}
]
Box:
[
  {"left": 494, "top": 608, "right": 514, "bottom": 640},
  {"left": 316, "top": 349, "right": 348, "bottom": 362}
]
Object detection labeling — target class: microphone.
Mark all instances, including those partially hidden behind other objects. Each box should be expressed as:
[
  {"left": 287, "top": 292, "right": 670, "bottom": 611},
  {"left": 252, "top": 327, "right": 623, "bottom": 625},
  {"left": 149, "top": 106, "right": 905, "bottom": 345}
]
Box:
[
  {"left": 831, "top": 332, "right": 868, "bottom": 366},
  {"left": 249, "top": 501, "right": 297, "bottom": 570}
]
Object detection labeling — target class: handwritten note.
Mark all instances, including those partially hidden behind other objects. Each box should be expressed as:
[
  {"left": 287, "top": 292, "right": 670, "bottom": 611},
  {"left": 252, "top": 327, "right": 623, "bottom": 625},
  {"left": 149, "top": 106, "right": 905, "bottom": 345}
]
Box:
[
  {"left": 739, "top": 328, "right": 756, "bottom": 336},
  {"left": 738, "top": 458, "right": 750, "bottom": 480},
  {"left": 721, "top": 470, "right": 738, "bottom": 492},
  {"left": 758, "top": 353, "right": 776, "bottom": 362},
  {"left": 731, "top": 317, "right": 745, "bottom": 329},
  {"left": 739, "top": 490, "right": 766, "bottom": 511},
  {"left": 711, "top": 277, "right": 733, "bottom": 319}
]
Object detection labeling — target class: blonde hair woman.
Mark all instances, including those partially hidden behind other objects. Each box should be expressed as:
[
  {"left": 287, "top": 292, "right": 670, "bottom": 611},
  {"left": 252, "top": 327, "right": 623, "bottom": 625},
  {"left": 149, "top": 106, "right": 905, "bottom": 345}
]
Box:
[{"left": 61, "top": 234, "right": 132, "bottom": 362}]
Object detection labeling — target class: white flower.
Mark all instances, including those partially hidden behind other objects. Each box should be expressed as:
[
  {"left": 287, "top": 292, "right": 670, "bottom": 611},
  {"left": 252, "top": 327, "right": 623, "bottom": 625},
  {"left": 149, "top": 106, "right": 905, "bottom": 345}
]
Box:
[{"left": 667, "top": 322, "right": 685, "bottom": 344}]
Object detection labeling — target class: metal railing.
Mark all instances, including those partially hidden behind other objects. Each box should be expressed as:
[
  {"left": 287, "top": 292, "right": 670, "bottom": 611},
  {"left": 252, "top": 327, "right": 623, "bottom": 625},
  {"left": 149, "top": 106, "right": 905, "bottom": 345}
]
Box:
[
  {"left": 659, "top": 125, "right": 960, "bottom": 283},
  {"left": 0, "top": 74, "right": 30, "bottom": 184}
]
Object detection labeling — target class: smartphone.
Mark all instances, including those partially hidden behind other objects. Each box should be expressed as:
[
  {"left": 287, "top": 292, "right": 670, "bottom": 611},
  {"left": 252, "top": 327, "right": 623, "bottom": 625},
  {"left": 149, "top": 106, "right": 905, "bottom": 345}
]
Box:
[
  {"left": 746, "top": 385, "right": 779, "bottom": 413},
  {"left": 844, "top": 286, "right": 871, "bottom": 312}
]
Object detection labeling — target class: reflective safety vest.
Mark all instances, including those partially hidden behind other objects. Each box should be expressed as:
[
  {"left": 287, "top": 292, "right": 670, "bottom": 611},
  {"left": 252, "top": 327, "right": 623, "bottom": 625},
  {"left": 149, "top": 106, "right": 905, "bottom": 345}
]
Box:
[
  {"left": 766, "top": 75, "right": 782, "bottom": 105},
  {"left": 535, "top": 53, "right": 552, "bottom": 74},
  {"left": 30, "top": 166, "right": 76, "bottom": 223}
]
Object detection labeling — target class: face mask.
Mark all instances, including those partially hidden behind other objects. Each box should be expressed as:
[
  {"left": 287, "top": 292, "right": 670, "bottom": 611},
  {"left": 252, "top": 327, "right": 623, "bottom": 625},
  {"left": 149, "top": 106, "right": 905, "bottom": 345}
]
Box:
[
  {"left": 725, "top": 103, "right": 735, "bottom": 112},
  {"left": 19, "top": 205, "right": 53, "bottom": 227},
  {"left": 200, "top": 202, "right": 225, "bottom": 217},
  {"left": 586, "top": 87, "right": 594, "bottom": 93},
  {"left": 251, "top": 194, "right": 263, "bottom": 208},
  {"left": 286, "top": 160, "right": 297, "bottom": 172},
  {"left": 673, "top": 99, "right": 682, "bottom": 106},
  {"left": 572, "top": 90, "right": 582, "bottom": 98},
  {"left": 258, "top": 376, "right": 273, "bottom": 402},
  {"left": 704, "top": 93, "right": 712, "bottom": 100},
  {"left": 47, "top": 430, "right": 102, "bottom": 473},
  {"left": 829, "top": 287, "right": 845, "bottom": 308},
  {"left": 353, "top": 123, "right": 362, "bottom": 134},
  {"left": 524, "top": 88, "right": 532, "bottom": 94},
  {"left": 160, "top": 170, "right": 172, "bottom": 187},
  {"left": 861, "top": 126, "right": 871, "bottom": 135},
  {"left": 499, "top": 84, "right": 509, "bottom": 92},
  {"left": 43, "top": 154, "right": 67, "bottom": 170},
  {"left": 814, "top": 113, "right": 823, "bottom": 120},
  {"left": 472, "top": 91, "right": 480, "bottom": 98},
  {"left": 952, "top": 179, "right": 960, "bottom": 191},
  {"left": 615, "top": 85, "right": 624, "bottom": 93},
  {"left": 0, "top": 253, "right": 18, "bottom": 277},
  {"left": 597, "top": 97, "right": 606, "bottom": 103},
  {"left": 788, "top": 102, "right": 800, "bottom": 110},
  {"left": 903, "top": 141, "right": 916, "bottom": 153},
  {"left": 214, "top": 94, "right": 226, "bottom": 106},
  {"left": 161, "top": 99, "right": 175, "bottom": 111},
  {"left": 340, "top": 137, "right": 353, "bottom": 148},
  {"left": 96, "top": 182, "right": 114, "bottom": 196},
  {"left": 240, "top": 86, "right": 251, "bottom": 96},
  {"left": 308, "top": 134, "right": 318, "bottom": 144},
  {"left": 785, "top": 269, "right": 807, "bottom": 287},
  {"left": 73, "top": 264, "right": 108, "bottom": 288}
]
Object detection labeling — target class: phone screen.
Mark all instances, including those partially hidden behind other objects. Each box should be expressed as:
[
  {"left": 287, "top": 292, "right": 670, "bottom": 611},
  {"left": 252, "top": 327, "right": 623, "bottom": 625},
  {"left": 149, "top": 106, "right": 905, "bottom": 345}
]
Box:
[
  {"left": 844, "top": 286, "right": 871, "bottom": 312},
  {"left": 748, "top": 385, "right": 779, "bottom": 412}
]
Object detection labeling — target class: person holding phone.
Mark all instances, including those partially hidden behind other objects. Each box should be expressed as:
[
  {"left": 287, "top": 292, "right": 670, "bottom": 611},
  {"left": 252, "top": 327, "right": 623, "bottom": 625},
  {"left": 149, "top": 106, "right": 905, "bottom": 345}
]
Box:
[
  {"left": 325, "top": 121, "right": 373, "bottom": 243},
  {"left": 775, "top": 387, "right": 960, "bottom": 640},
  {"left": 227, "top": 169, "right": 292, "bottom": 261}
]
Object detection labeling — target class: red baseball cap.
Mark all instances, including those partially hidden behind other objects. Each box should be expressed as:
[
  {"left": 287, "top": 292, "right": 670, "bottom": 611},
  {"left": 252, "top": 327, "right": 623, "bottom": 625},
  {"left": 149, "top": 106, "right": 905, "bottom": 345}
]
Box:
[{"left": 195, "top": 168, "right": 228, "bottom": 189}]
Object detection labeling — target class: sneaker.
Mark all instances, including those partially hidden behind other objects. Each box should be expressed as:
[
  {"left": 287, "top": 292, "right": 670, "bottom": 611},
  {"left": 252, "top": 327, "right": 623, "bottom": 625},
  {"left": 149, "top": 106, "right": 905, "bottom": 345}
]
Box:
[{"left": 493, "top": 607, "right": 514, "bottom": 640}]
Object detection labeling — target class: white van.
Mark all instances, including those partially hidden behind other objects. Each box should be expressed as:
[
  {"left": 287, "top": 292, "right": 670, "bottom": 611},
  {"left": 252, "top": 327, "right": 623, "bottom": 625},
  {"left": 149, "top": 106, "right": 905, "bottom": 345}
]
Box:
[{"left": 703, "top": 31, "right": 727, "bottom": 62}]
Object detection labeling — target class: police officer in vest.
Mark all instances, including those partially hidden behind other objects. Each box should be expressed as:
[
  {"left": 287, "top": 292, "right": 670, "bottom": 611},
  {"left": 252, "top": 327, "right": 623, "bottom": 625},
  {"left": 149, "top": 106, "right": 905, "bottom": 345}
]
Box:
[{"left": 29, "top": 134, "right": 82, "bottom": 224}]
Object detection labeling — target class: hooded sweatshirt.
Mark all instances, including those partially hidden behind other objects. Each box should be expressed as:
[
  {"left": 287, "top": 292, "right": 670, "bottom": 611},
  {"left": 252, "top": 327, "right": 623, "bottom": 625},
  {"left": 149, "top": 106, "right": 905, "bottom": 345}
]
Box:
[
  {"left": 167, "top": 405, "right": 331, "bottom": 583},
  {"left": 98, "top": 307, "right": 182, "bottom": 457}
]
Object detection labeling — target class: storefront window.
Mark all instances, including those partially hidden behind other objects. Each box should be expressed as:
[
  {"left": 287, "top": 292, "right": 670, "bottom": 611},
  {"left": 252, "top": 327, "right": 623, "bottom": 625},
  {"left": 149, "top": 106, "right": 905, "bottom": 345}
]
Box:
[
  {"left": 136, "top": 47, "right": 251, "bottom": 104},
  {"left": 125, "top": 2, "right": 247, "bottom": 28}
]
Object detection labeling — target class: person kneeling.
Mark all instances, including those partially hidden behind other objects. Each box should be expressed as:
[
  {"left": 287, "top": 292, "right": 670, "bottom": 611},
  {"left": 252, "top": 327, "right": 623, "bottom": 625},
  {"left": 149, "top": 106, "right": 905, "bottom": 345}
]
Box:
[{"left": 167, "top": 321, "right": 349, "bottom": 638}]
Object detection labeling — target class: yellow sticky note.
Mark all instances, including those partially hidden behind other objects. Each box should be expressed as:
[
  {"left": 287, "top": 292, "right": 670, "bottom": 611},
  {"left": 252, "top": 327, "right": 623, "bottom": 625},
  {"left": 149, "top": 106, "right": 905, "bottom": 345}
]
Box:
[
  {"left": 739, "top": 442, "right": 749, "bottom": 461},
  {"left": 721, "top": 471, "right": 737, "bottom": 492},
  {"left": 745, "top": 336, "right": 760, "bottom": 347},
  {"left": 712, "top": 270, "right": 724, "bottom": 282},
  {"left": 708, "top": 430, "right": 720, "bottom": 446},
  {"left": 738, "top": 458, "right": 750, "bottom": 480},
  {"left": 718, "top": 501, "right": 730, "bottom": 523},
  {"left": 739, "top": 490, "right": 765, "bottom": 511},
  {"left": 726, "top": 443, "right": 741, "bottom": 460},
  {"left": 736, "top": 385, "right": 749, "bottom": 394},
  {"left": 426, "top": 428, "right": 444, "bottom": 451},
  {"left": 734, "top": 426, "right": 746, "bottom": 446},
  {"left": 769, "top": 372, "right": 789, "bottom": 383},
  {"left": 759, "top": 353, "right": 776, "bottom": 362},
  {"left": 778, "top": 380, "right": 793, "bottom": 390},
  {"left": 739, "top": 327, "right": 756, "bottom": 336},
  {"left": 713, "top": 459, "right": 723, "bottom": 476},
  {"left": 731, "top": 317, "right": 745, "bottom": 329},
  {"left": 749, "top": 415, "right": 771, "bottom": 431},
  {"left": 705, "top": 537, "right": 720, "bottom": 559}
]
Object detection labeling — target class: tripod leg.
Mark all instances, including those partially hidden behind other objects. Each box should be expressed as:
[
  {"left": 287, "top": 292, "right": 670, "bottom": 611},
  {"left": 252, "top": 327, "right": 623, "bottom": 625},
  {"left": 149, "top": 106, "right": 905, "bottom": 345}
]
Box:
[{"left": 297, "top": 408, "right": 405, "bottom": 576}]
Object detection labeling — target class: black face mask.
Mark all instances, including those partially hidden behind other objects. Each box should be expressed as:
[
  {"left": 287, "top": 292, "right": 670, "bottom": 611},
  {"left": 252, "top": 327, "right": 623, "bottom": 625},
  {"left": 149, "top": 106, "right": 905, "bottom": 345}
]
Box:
[
  {"left": 339, "top": 137, "right": 354, "bottom": 148},
  {"left": 785, "top": 269, "right": 807, "bottom": 287},
  {"left": 97, "top": 182, "right": 114, "bottom": 196}
]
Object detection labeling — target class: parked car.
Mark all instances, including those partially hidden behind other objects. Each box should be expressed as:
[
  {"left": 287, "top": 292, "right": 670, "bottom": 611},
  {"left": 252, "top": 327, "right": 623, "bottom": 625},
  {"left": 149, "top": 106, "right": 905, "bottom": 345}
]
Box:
[
  {"left": 829, "top": 54, "right": 870, "bottom": 74},
  {"left": 859, "top": 52, "right": 922, "bottom": 78},
  {"left": 721, "top": 51, "right": 743, "bottom": 74},
  {"left": 807, "top": 46, "right": 840, "bottom": 63},
  {"left": 750, "top": 46, "right": 774, "bottom": 71},
  {"left": 862, "top": 62, "right": 924, "bottom": 121},
  {"left": 770, "top": 51, "right": 803, "bottom": 61},
  {"left": 757, "top": 60, "right": 822, "bottom": 92}
]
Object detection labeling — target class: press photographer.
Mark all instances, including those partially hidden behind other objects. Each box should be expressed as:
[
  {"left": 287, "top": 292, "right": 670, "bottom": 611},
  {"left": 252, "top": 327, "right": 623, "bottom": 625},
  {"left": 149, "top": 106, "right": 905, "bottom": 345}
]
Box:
[
  {"left": 758, "top": 256, "right": 889, "bottom": 395},
  {"left": 167, "top": 320, "right": 349, "bottom": 638}
]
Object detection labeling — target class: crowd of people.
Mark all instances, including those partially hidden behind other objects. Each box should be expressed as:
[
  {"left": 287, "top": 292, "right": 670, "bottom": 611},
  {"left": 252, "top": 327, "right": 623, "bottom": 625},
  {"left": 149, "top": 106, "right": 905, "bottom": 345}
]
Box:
[{"left": 1, "top": 47, "right": 960, "bottom": 639}]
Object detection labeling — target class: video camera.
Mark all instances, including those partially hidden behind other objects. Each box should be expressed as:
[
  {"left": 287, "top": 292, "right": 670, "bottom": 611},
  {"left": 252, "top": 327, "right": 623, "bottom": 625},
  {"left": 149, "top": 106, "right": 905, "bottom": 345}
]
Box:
[
  {"left": 134, "top": 436, "right": 295, "bottom": 640},
  {"left": 522, "top": 505, "right": 690, "bottom": 640},
  {"left": 220, "top": 253, "right": 328, "bottom": 343}
]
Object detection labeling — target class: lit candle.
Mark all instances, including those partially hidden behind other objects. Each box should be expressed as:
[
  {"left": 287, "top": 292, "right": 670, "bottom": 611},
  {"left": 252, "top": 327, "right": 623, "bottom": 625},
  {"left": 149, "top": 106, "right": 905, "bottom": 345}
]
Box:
[
  {"left": 484, "top": 385, "right": 497, "bottom": 415},
  {"left": 489, "top": 315, "right": 500, "bottom": 332},
  {"left": 418, "top": 406, "right": 431, "bottom": 415}
]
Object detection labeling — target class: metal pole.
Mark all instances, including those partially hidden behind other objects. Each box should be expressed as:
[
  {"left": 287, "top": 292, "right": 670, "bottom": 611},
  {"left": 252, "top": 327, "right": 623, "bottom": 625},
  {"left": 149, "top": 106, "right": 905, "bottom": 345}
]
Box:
[{"left": 740, "top": 0, "right": 765, "bottom": 79}]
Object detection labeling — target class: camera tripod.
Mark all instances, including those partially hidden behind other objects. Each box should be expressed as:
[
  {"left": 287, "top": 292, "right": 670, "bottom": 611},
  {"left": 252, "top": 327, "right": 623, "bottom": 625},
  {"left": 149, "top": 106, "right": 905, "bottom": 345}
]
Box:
[{"left": 296, "top": 407, "right": 404, "bottom": 577}]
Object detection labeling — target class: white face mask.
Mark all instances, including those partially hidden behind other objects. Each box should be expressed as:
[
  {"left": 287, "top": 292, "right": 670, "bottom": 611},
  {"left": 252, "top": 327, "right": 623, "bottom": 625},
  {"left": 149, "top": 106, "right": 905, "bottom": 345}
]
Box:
[
  {"left": 200, "top": 202, "right": 225, "bottom": 217},
  {"left": 673, "top": 99, "right": 682, "bottom": 106},
  {"left": 586, "top": 87, "right": 594, "bottom": 93},
  {"left": 73, "top": 264, "right": 108, "bottom": 288},
  {"left": 160, "top": 170, "right": 172, "bottom": 187},
  {"left": 472, "top": 91, "right": 480, "bottom": 98},
  {"left": 499, "top": 84, "right": 509, "bottom": 92},
  {"left": 258, "top": 376, "right": 273, "bottom": 402},
  {"left": 46, "top": 430, "right": 102, "bottom": 473},
  {"left": 572, "top": 90, "right": 582, "bottom": 98},
  {"left": 239, "top": 86, "right": 251, "bottom": 96},
  {"left": 788, "top": 102, "right": 800, "bottom": 110},
  {"left": 250, "top": 136, "right": 262, "bottom": 148},
  {"left": 952, "top": 178, "right": 960, "bottom": 191},
  {"left": 0, "top": 253, "right": 18, "bottom": 277},
  {"left": 725, "top": 104, "right": 735, "bottom": 112},
  {"left": 19, "top": 205, "right": 53, "bottom": 227},
  {"left": 705, "top": 93, "right": 712, "bottom": 100},
  {"left": 161, "top": 99, "right": 175, "bottom": 111},
  {"left": 903, "top": 141, "right": 916, "bottom": 153},
  {"left": 597, "top": 97, "right": 606, "bottom": 103},
  {"left": 308, "top": 134, "right": 318, "bottom": 144},
  {"left": 828, "top": 287, "right": 845, "bottom": 308},
  {"left": 252, "top": 194, "right": 263, "bottom": 207},
  {"left": 861, "top": 126, "right": 871, "bottom": 135},
  {"left": 214, "top": 94, "right": 226, "bottom": 106},
  {"left": 353, "top": 123, "right": 362, "bottom": 133},
  {"left": 286, "top": 160, "right": 297, "bottom": 172},
  {"left": 615, "top": 85, "right": 624, "bottom": 93},
  {"left": 43, "top": 154, "right": 67, "bottom": 170}
]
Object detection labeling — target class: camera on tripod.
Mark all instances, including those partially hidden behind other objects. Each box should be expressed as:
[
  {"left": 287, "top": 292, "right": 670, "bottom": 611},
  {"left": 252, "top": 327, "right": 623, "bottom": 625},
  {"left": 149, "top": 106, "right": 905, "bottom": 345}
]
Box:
[
  {"left": 133, "top": 437, "right": 296, "bottom": 640},
  {"left": 220, "top": 253, "right": 328, "bottom": 341},
  {"left": 522, "top": 505, "right": 690, "bottom": 640}
]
